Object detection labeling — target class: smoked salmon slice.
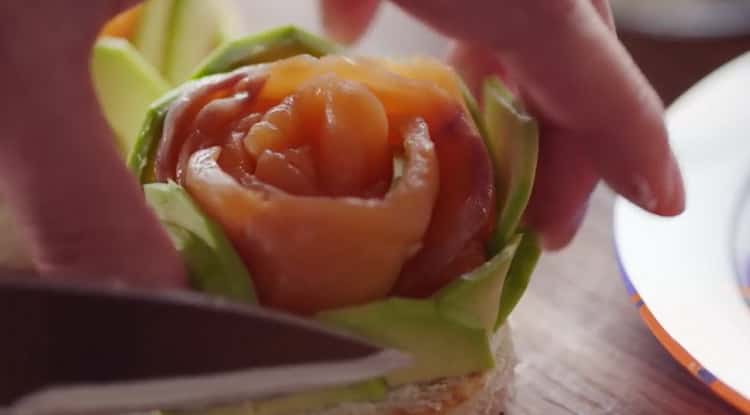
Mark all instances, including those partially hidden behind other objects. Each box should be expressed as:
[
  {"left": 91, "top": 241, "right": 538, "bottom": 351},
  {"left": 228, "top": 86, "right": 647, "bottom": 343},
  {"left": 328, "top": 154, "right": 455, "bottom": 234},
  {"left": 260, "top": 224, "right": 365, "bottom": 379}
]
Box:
[{"left": 154, "top": 56, "right": 495, "bottom": 313}]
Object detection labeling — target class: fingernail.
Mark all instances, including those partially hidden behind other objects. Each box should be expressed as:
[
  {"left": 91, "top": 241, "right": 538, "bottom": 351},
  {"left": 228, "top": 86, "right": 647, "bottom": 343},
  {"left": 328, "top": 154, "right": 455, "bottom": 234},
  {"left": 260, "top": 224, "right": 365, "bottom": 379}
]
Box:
[
  {"left": 630, "top": 174, "right": 659, "bottom": 212},
  {"left": 660, "top": 152, "right": 686, "bottom": 215},
  {"left": 630, "top": 152, "right": 685, "bottom": 216}
]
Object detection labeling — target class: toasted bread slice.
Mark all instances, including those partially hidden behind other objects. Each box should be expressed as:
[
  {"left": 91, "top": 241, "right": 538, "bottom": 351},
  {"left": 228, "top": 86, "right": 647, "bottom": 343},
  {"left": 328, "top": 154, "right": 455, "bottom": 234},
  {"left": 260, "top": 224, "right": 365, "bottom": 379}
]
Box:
[{"left": 293, "top": 324, "right": 515, "bottom": 415}]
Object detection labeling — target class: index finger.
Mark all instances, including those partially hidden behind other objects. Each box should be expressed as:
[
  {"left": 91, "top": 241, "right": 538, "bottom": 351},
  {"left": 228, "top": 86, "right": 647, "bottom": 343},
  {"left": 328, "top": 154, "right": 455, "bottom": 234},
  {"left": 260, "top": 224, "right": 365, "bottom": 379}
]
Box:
[{"left": 392, "top": 0, "right": 684, "bottom": 216}]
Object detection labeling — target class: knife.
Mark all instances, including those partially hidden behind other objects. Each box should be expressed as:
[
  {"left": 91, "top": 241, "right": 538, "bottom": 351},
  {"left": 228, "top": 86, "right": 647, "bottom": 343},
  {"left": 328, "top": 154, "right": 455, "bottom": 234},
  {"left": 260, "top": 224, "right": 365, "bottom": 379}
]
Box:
[{"left": 0, "top": 270, "right": 410, "bottom": 415}]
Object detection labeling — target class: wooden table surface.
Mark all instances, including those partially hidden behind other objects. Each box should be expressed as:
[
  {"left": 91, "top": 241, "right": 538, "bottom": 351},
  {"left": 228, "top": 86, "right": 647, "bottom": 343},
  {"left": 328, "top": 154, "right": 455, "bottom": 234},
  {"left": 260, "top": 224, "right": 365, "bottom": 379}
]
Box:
[
  {"left": 2, "top": 5, "right": 748, "bottom": 414},
  {"left": 505, "top": 31, "right": 750, "bottom": 415}
]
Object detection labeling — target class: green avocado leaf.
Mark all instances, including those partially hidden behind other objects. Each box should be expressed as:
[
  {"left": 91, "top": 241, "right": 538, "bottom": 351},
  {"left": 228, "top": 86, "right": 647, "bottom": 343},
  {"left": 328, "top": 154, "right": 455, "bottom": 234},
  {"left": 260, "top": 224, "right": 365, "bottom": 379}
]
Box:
[
  {"left": 133, "top": 0, "right": 175, "bottom": 73},
  {"left": 133, "top": 0, "right": 234, "bottom": 84},
  {"left": 459, "top": 78, "right": 487, "bottom": 140},
  {"left": 126, "top": 84, "right": 185, "bottom": 182},
  {"left": 434, "top": 234, "right": 521, "bottom": 331},
  {"left": 496, "top": 231, "right": 541, "bottom": 328},
  {"left": 144, "top": 182, "right": 256, "bottom": 302},
  {"left": 91, "top": 37, "right": 170, "bottom": 157},
  {"left": 191, "top": 25, "right": 341, "bottom": 79},
  {"left": 482, "top": 77, "right": 539, "bottom": 255},
  {"left": 253, "top": 379, "right": 386, "bottom": 415},
  {"left": 164, "top": 0, "right": 224, "bottom": 84},
  {"left": 181, "top": 379, "right": 387, "bottom": 415},
  {"left": 317, "top": 299, "right": 493, "bottom": 386}
]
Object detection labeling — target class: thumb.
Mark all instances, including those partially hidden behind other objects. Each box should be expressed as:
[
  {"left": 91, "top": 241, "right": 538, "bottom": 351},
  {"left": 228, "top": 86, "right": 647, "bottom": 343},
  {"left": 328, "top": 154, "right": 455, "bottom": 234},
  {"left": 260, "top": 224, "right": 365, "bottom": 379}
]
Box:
[
  {"left": 0, "top": 2, "right": 186, "bottom": 289},
  {"left": 0, "top": 125, "right": 187, "bottom": 290},
  {"left": 320, "top": 0, "right": 382, "bottom": 43}
]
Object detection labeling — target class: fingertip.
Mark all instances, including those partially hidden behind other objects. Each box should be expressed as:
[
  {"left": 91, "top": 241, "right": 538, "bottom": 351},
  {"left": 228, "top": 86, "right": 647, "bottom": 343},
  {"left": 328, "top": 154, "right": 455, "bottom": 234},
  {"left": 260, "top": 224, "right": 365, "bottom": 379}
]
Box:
[
  {"left": 603, "top": 145, "right": 686, "bottom": 218},
  {"left": 320, "top": 0, "right": 381, "bottom": 44},
  {"left": 655, "top": 151, "right": 686, "bottom": 216}
]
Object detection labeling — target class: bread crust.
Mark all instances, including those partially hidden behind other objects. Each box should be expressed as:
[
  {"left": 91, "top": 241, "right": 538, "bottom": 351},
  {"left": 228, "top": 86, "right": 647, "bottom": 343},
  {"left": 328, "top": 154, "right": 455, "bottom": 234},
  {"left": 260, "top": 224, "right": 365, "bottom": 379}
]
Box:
[{"left": 298, "top": 324, "right": 515, "bottom": 415}]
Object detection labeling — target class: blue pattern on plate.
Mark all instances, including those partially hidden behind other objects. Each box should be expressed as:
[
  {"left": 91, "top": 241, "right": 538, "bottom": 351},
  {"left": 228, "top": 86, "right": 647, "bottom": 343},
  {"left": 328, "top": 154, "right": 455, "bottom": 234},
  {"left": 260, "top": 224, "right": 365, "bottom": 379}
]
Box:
[
  {"left": 697, "top": 367, "right": 718, "bottom": 384},
  {"left": 731, "top": 169, "right": 750, "bottom": 304}
]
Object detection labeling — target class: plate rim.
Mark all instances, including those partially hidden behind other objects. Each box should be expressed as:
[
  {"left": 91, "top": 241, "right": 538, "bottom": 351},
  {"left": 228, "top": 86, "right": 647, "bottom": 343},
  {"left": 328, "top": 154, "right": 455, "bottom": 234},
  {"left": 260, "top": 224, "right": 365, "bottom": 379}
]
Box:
[
  {"left": 612, "top": 50, "right": 750, "bottom": 414},
  {"left": 730, "top": 171, "right": 750, "bottom": 303},
  {"left": 613, "top": 236, "right": 750, "bottom": 413}
]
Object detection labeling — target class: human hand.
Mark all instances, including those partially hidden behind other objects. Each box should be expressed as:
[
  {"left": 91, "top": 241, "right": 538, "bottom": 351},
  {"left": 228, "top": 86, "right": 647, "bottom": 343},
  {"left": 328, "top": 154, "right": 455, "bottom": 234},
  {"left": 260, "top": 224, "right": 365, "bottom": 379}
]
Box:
[
  {"left": 321, "top": 0, "right": 686, "bottom": 249},
  {"left": 0, "top": 1, "right": 186, "bottom": 288}
]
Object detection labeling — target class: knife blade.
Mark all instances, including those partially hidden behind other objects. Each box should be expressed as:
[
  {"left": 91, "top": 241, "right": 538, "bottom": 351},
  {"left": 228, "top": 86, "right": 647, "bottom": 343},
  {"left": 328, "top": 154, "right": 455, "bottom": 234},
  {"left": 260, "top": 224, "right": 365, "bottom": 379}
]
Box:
[{"left": 0, "top": 270, "right": 410, "bottom": 415}]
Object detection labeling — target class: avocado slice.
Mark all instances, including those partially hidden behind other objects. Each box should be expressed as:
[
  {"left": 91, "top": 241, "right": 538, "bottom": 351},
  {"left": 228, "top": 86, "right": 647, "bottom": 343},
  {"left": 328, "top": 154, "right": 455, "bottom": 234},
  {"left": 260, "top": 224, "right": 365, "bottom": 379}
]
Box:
[
  {"left": 91, "top": 37, "right": 170, "bottom": 157},
  {"left": 133, "top": 0, "right": 175, "bottom": 73},
  {"left": 316, "top": 237, "right": 519, "bottom": 385},
  {"left": 482, "top": 77, "right": 539, "bottom": 255},
  {"left": 162, "top": 223, "right": 251, "bottom": 301},
  {"left": 144, "top": 182, "right": 256, "bottom": 302},
  {"left": 213, "top": 1, "right": 244, "bottom": 46},
  {"left": 127, "top": 82, "right": 187, "bottom": 182},
  {"left": 163, "top": 0, "right": 223, "bottom": 84},
  {"left": 459, "top": 78, "right": 487, "bottom": 140},
  {"left": 191, "top": 26, "right": 341, "bottom": 79},
  {"left": 254, "top": 379, "right": 386, "bottom": 415},
  {"left": 496, "top": 231, "right": 541, "bottom": 328},
  {"left": 318, "top": 299, "right": 492, "bottom": 386},
  {"left": 180, "top": 380, "right": 386, "bottom": 415},
  {"left": 435, "top": 234, "right": 521, "bottom": 331}
]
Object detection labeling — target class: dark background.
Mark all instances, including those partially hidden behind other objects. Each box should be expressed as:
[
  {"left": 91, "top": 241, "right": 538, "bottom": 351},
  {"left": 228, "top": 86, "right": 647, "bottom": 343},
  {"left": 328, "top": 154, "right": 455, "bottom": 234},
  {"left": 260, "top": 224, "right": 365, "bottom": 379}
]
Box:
[{"left": 621, "top": 31, "right": 750, "bottom": 105}]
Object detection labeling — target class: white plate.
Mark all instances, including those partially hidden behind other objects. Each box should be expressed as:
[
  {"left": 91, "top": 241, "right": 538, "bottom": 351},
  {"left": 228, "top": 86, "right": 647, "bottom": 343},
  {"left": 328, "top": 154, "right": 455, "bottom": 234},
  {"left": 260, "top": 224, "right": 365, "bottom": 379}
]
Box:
[{"left": 614, "top": 51, "right": 750, "bottom": 412}]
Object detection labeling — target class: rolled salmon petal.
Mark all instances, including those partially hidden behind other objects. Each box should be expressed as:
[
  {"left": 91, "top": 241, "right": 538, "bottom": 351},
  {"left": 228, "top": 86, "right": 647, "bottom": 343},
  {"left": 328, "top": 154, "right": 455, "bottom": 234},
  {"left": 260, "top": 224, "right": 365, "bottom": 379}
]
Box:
[
  {"left": 394, "top": 111, "right": 495, "bottom": 298},
  {"left": 244, "top": 74, "right": 392, "bottom": 198},
  {"left": 258, "top": 55, "right": 457, "bottom": 128},
  {"left": 155, "top": 68, "right": 267, "bottom": 183},
  {"left": 184, "top": 119, "right": 439, "bottom": 314}
]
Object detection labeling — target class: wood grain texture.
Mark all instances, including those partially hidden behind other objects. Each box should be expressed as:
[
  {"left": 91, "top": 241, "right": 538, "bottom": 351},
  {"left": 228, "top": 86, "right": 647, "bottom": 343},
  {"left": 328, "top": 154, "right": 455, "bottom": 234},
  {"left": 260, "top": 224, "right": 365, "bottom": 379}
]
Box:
[
  {"left": 505, "top": 188, "right": 741, "bottom": 415},
  {"left": 504, "top": 31, "right": 750, "bottom": 415}
]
